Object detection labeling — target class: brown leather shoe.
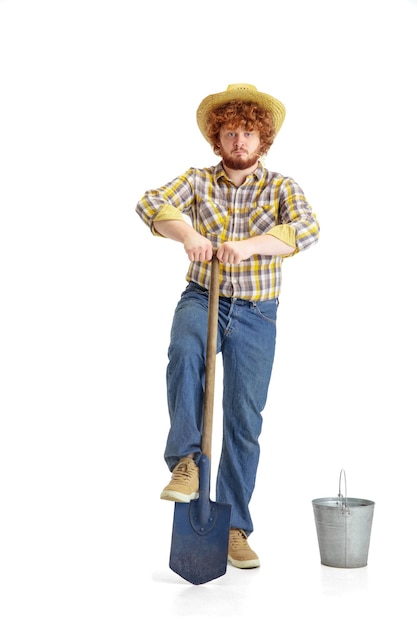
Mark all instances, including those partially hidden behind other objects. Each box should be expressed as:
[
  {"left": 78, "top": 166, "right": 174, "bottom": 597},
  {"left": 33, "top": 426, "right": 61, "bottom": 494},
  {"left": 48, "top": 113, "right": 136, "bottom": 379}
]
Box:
[
  {"left": 228, "top": 528, "right": 260, "bottom": 568},
  {"left": 160, "top": 457, "right": 199, "bottom": 502}
]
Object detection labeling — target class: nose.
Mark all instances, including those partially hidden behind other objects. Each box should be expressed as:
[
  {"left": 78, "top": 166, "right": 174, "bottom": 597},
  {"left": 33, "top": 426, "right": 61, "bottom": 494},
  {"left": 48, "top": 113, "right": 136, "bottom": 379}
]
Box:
[{"left": 233, "top": 133, "right": 245, "bottom": 147}]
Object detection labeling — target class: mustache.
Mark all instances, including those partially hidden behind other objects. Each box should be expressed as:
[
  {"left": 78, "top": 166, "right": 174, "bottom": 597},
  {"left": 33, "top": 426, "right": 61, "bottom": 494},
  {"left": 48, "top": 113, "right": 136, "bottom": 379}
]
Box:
[{"left": 232, "top": 149, "right": 262, "bottom": 157}]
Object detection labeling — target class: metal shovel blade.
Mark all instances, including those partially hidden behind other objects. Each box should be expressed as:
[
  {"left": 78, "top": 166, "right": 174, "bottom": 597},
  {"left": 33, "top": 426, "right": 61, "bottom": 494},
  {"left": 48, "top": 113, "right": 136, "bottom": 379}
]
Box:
[{"left": 169, "top": 454, "right": 231, "bottom": 585}]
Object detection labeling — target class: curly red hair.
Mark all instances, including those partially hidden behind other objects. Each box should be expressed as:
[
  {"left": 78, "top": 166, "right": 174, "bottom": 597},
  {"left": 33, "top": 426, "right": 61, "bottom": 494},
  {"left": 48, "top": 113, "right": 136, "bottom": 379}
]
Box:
[{"left": 206, "top": 100, "right": 276, "bottom": 156}]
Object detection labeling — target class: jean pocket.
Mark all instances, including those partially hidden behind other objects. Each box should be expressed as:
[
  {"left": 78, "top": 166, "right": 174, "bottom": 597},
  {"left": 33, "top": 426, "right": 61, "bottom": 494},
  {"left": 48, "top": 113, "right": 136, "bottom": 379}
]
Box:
[{"left": 253, "top": 299, "right": 278, "bottom": 323}]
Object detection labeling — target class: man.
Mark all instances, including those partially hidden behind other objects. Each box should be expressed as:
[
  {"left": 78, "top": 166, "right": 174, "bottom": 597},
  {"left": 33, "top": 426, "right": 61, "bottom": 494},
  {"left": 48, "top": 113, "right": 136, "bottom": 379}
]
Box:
[{"left": 136, "top": 83, "right": 319, "bottom": 569}]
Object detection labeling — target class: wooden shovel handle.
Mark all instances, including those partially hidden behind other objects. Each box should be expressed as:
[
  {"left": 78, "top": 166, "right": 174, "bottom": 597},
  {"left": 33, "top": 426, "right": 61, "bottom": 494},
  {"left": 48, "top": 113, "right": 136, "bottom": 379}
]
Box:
[{"left": 201, "top": 254, "right": 219, "bottom": 459}]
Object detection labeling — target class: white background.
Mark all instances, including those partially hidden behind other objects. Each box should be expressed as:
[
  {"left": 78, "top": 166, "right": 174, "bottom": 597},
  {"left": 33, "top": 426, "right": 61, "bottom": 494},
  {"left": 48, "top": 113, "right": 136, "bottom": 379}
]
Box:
[{"left": 1, "top": 0, "right": 416, "bottom": 624}]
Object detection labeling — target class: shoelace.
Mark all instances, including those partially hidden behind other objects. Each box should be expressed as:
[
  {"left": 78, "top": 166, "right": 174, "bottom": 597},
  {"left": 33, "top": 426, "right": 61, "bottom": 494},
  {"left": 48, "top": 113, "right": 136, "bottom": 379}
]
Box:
[
  {"left": 173, "top": 461, "right": 195, "bottom": 482},
  {"left": 229, "top": 530, "right": 248, "bottom": 548}
]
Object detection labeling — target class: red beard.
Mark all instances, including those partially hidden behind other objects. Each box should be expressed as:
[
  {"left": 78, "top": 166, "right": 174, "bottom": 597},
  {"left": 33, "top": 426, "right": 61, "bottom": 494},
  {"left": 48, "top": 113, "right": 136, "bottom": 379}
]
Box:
[{"left": 221, "top": 152, "right": 259, "bottom": 171}]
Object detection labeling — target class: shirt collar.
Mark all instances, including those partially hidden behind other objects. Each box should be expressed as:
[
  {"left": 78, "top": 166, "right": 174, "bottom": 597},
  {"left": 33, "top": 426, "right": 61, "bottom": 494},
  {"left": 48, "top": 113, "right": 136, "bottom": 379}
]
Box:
[{"left": 214, "top": 161, "right": 265, "bottom": 183}]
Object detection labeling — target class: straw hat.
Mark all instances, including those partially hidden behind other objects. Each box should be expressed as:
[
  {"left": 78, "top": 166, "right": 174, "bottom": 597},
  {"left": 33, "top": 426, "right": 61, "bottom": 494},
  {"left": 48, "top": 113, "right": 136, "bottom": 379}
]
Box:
[{"left": 196, "top": 83, "right": 286, "bottom": 143}]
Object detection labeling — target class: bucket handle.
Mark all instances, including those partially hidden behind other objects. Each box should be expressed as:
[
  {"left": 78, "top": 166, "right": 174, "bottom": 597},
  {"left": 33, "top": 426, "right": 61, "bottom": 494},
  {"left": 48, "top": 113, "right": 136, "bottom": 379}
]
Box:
[{"left": 338, "top": 469, "right": 351, "bottom": 516}]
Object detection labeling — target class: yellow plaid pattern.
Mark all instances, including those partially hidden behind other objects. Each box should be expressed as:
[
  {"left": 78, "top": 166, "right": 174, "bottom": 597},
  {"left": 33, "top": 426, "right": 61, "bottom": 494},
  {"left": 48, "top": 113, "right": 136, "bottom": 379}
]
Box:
[{"left": 136, "top": 163, "right": 319, "bottom": 300}]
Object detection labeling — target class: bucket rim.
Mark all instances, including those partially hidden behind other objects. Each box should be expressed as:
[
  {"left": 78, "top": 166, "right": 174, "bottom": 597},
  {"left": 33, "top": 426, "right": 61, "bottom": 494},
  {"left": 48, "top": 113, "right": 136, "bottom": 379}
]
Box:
[{"left": 312, "top": 496, "right": 375, "bottom": 507}]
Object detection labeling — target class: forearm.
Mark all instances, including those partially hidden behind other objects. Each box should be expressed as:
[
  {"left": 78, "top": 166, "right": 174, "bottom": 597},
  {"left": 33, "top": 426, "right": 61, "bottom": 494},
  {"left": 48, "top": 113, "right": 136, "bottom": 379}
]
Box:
[
  {"left": 217, "top": 234, "right": 295, "bottom": 264},
  {"left": 153, "top": 218, "right": 195, "bottom": 242},
  {"left": 153, "top": 219, "right": 213, "bottom": 262},
  {"left": 246, "top": 234, "right": 295, "bottom": 257}
]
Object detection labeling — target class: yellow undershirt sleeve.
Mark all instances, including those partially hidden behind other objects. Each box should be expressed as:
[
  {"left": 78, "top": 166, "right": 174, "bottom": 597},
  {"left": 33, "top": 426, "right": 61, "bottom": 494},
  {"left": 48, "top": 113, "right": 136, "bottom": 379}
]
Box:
[
  {"left": 151, "top": 205, "right": 185, "bottom": 236},
  {"left": 266, "top": 224, "right": 298, "bottom": 256}
]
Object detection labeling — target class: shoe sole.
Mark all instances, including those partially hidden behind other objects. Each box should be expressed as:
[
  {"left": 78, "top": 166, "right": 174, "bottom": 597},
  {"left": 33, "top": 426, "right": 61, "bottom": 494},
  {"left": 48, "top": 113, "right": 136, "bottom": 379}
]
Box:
[
  {"left": 228, "top": 555, "right": 260, "bottom": 569},
  {"left": 160, "top": 490, "right": 199, "bottom": 503}
]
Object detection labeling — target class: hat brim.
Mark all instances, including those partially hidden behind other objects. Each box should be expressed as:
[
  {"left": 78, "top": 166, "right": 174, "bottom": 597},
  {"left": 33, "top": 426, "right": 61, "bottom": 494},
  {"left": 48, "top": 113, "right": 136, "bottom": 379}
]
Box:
[{"left": 196, "top": 84, "right": 286, "bottom": 144}]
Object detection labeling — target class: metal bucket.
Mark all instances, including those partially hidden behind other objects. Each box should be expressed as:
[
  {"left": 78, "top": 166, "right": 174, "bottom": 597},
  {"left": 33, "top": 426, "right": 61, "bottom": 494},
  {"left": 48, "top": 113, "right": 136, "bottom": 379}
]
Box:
[{"left": 312, "top": 470, "right": 375, "bottom": 568}]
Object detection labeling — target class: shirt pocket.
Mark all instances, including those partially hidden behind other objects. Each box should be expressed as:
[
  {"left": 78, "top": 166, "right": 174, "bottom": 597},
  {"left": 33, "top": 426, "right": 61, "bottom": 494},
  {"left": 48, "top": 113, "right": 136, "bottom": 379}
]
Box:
[
  {"left": 248, "top": 205, "right": 277, "bottom": 236},
  {"left": 198, "top": 200, "right": 227, "bottom": 235}
]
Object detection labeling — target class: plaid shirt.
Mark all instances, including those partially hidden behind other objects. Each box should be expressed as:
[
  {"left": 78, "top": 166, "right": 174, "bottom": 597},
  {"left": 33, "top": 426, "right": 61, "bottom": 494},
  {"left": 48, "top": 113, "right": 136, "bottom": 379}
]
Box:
[{"left": 136, "top": 162, "right": 319, "bottom": 300}]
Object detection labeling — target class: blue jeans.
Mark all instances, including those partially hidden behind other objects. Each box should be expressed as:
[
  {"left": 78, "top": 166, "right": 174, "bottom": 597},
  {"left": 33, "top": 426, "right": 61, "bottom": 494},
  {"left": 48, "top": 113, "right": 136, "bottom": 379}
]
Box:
[{"left": 164, "top": 281, "right": 278, "bottom": 535}]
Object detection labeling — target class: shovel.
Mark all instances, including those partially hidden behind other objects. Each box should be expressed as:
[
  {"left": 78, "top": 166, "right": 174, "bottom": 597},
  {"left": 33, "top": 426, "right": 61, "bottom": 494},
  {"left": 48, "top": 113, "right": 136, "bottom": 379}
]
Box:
[{"left": 169, "top": 254, "right": 232, "bottom": 585}]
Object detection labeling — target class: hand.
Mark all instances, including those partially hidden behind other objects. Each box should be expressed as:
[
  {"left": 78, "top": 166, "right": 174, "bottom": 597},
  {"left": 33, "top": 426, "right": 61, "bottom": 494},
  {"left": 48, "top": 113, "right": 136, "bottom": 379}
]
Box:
[
  {"left": 183, "top": 233, "right": 213, "bottom": 262},
  {"left": 216, "top": 240, "right": 253, "bottom": 264}
]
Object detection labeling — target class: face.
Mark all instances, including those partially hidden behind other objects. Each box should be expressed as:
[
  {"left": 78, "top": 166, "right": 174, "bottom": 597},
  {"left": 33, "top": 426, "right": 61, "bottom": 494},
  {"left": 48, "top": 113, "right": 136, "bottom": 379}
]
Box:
[{"left": 218, "top": 125, "right": 261, "bottom": 171}]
